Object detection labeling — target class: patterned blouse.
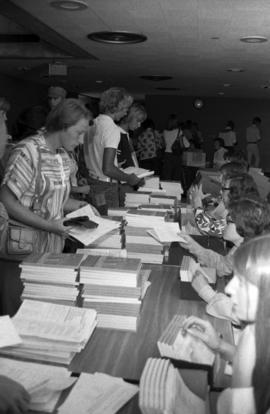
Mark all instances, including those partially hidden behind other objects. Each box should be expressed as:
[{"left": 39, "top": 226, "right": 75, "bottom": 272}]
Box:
[
  {"left": 136, "top": 128, "right": 157, "bottom": 161},
  {"left": 2, "top": 134, "right": 71, "bottom": 253}
]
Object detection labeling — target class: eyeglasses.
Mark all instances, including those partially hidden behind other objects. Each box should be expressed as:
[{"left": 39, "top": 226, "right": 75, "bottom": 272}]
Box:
[{"left": 222, "top": 186, "right": 230, "bottom": 191}]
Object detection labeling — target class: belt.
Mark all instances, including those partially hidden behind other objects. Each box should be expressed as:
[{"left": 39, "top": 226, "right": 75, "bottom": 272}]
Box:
[{"left": 88, "top": 172, "right": 117, "bottom": 183}]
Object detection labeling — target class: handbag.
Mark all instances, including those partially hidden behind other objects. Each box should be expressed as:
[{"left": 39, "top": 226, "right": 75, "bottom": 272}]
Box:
[
  {"left": 171, "top": 129, "right": 184, "bottom": 156},
  {"left": 0, "top": 141, "right": 42, "bottom": 261}
]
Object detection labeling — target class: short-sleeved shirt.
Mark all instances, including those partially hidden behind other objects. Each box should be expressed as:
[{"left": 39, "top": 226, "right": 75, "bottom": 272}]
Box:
[
  {"left": 246, "top": 124, "right": 261, "bottom": 144},
  {"left": 3, "top": 135, "right": 71, "bottom": 221},
  {"left": 84, "top": 114, "right": 120, "bottom": 182}
]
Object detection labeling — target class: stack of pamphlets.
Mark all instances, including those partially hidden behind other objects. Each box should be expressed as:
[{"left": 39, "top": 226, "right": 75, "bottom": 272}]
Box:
[
  {"left": 80, "top": 255, "right": 146, "bottom": 331},
  {"left": 20, "top": 253, "right": 84, "bottom": 306},
  {"left": 157, "top": 314, "right": 215, "bottom": 366},
  {"left": 0, "top": 300, "right": 97, "bottom": 364},
  {"left": 125, "top": 226, "right": 165, "bottom": 264},
  {"left": 139, "top": 358, "right": 205, "bottom": 414},
  {"left": 0, "top": 358, "right": 76, "bottom": 412},
  {"left": 126, "top": 209, "right": 167, "bottom": 228},
  {"left": 58, "top": 372, "right": 138, "bottom": 414},
  {"left": 137, "top": 176, "right": 161, "bottom": 193},
  {"left": 150, "top": 194, "right": 177, "bottom": 206},
  {"left": 125, "top": 192, "right": 150, "bottom": 207},
  {"left": 122, "top": 166, "right": 154, "bottom": 179},
  {"left": 160, "top": 181, "right": 183, "bottom": 200},
  {"left": 180, "top": 256, "right": 216, "bottom": 283}
]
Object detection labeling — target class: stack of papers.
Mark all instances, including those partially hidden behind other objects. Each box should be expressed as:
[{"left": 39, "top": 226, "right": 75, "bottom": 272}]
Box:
[
  {"left": 139, "top": 358, "right": 205, "bottom": 414},
  {"left": 157, "top": 314, "right": 215, "bottom": 365},
  {"left": 65, "top": 205, "right": 120, "bottom": 246},
  {"left": 137, "top": 176, "right": 161, "bottom": 193},
  {"left": 77, "top": 247, "right": 127, "bottom": 259},
  {"left": 180, "top": 256, "right": 216, "bottom": 283},
  {"left": 126, "top": 209, "right": 167, "bottom": 228},
  {"left": 1, "top": 300, "right": 97, "bottom": 364},
  {"left": 125, "top": 226, "right": 165, "bottom": 264},
  {"left": 20, "top": 253, "right": 84, "bottom": 306},
  {"left": 150, "top": 194, "right": 177, "bottom": 206},
  {"left": 122, "top": 166, "right": 154, "bottom": 178},
  {"left": 58, "top": 372, "right": 138, "bottom": 414},
  {"left": 147, "top": 223, "right": 186, "bottom": 243},
  {"left": 80, "top": 255, "right": 145, "bottom": 331},
  {"left": 125, "top": 192, "right": 150, "bottom": 207},
  {"left": 0, "top": 358, "right": 76, "bottom": 412},
  {"left": 90, "top": 229, "right": 123, "bottom": 249},
  {"left": 160, "top": 181, "right": 184, "bottom": 200}
]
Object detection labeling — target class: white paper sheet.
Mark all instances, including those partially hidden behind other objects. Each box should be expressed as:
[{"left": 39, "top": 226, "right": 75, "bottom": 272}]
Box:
[{"left": 0, "top": 315, "right": 22, "bottom": 348}]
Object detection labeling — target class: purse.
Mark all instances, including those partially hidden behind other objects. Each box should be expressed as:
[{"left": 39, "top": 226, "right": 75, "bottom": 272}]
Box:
[
  {"left": 0, "top": 141, "right": 42, "bottom": 261},
  {"left": 171, "top": 129, "right": 184, "bottom": 156}
]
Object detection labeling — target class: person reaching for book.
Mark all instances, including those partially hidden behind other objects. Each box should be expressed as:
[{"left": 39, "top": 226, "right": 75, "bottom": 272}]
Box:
[{"left": 182, "top": 234, "right": 270, "bottom": 414}]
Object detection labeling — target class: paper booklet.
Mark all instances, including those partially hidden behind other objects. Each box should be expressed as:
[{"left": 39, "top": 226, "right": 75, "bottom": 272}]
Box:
[
  {"left": 139, "top": 358, "right": 205, "bottom": 414},
  {"left": 58, "top": 372, "right": 138, "bottom": 414},
  {"left": 65, "top": 205, "right": 120, "bottom": 246},
  {"left": 157, "top": 314, "right": 215, "bottom": 366},
  {"left": 0, "top": 315, "right": 22, "bottom": 348},
  {"left": 147, "top": 222, "right": 186, "bottom": 243},
  {"left": 122, "top": 166, "right": 154, "bottom": 178}
]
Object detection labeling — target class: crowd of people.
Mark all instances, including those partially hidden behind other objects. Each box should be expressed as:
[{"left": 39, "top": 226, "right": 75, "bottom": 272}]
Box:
[{"left": 0, "top": 86, "right": 270, "bottom": 413}]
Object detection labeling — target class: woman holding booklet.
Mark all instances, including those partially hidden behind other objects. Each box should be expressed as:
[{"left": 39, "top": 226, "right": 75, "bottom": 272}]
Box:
[
  {"left": 182, "top": 234, "right": 270, "bottom": 414},
  {"left": 0, "top": 98, "right": 92, "bottom": 255}
]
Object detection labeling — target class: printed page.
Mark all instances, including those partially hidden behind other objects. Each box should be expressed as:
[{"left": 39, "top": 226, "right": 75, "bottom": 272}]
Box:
[
  {"left": 148, "top": 223, "right": 187, "bottom": 243},
  {"left": 58, "top": 372, "right": 138, "bottom": 414},
  {"left": 0, "top": 315, "right": 22, "bottom": 348}
]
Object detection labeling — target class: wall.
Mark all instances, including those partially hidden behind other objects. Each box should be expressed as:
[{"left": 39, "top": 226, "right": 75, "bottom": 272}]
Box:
[
  {"left": 145, "top": 94, "right": 270, "bottom": 171},
  {"left": 0, "top": 73, "right": 48, "bottom": 134}
]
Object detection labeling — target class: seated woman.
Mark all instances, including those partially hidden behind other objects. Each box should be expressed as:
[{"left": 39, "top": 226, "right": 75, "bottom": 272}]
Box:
[
  {"left": 0, "top": 98, "right": 91, "bottom": 255},
  {"left": 190, "top": 161, "right": 248, "bottom": 238},
  {"left": 183, "top": 234, "right": 270, "bottom": 414},
  {"left": 180, "top": 173, "right": 259, "bottom": 276}
]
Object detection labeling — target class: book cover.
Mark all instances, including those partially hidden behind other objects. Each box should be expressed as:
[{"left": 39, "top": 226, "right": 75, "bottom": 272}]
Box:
[{"left": 80, "top": 255, "right": 141, "bottom": 274}]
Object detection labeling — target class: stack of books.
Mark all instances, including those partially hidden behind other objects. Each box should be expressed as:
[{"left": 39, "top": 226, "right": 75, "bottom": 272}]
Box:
[
  {"left": 125, "top": 226, "right": 165, "bottom": 264},
  {"left": 139, "top": 358, "right": 205, "bottom": 414},
  {"left": 160, "top": 181, "right": 183, "bottom": 200},
  {"left": 137, "top": 176, "right": 161, "bottom": 193},
  {"left": 180, "top": 256, "right": 216, "bottom": 283},
  {"left": 1, "top": 300, "right": 97, "bottom": 364},
  {"left": 157, "top": 314, "right": 215, "bottom": 366},
  {"left": 149, "top": 193, "right": 177, "bottom": 206},
  {"left": 80, "top": 255, "right": 145, "bottom": 331},
  {"left": 125, "top": 192, "right": 150, "bottom": 207},
  {"left": 90, "top": 229, "right": 123, "bottom": 249},
  {"left": 20, "top": 253, "right": 84, "bottom": 306},
  {"left": 126, "top": 209, "right": 167, "bottom": 228}
]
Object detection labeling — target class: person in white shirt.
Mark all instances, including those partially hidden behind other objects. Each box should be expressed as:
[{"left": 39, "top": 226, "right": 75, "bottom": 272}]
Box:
[
  {"left": 218, "top": 120, "right": 237, "bottom": 149},
  {"left": 213, "top": 138, "right": 227, "bottom": 169},
  {"left": 83, "top": 87, "right": 143, "bottom": 211},
  {"left": 246, "top": 116, "right": 262, "bottom": 167}
]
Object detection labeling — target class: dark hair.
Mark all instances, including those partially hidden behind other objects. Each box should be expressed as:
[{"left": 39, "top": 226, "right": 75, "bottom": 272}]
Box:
[
  {"left": 45, "top": 98, "right": 89, "bottom": 133},
  {"left": 99, "top": 87, "right": 133, "bottom": 114},
  {"left": 166, "top": 114, "right": 179, "bottom": 130},
  {"left": 224, "top": 148, "right": 247, "bottom": 163},
  {"left": 0, "top": 97, "right": 10, "bottom": 113},
  {"left": 214, "top": 137, "right": 224, "bottom": 147},
  {"left": 220, "top": 161, "right": 248, "bottom": 178},
  {"left": 226, "top": 173, "right": 259, "bottom": 204},
  {"left": 253, "top": 116, "right": 261, "bottom": 124},
  {"left": 229, "top": 197, "right": 270, "bottom": 239}
]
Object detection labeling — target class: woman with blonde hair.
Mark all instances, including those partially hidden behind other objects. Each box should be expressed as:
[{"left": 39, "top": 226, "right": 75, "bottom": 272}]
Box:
[{"left": 183, "top": 234, "right": 270, "bottom": 413}]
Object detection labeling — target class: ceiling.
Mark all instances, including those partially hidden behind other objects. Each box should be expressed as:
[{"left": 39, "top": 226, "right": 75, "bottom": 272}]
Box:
[{"left": 1, "top": 0, "right": 270, "bottom": 99}]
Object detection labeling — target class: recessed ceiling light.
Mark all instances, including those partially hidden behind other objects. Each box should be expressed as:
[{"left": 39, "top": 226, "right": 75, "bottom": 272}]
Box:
[
  {"left": 50, "top": 1, "right": 87, "bottom": 10},
  {"left": 140, "top": 75, "right": 172, "bottom": 81},
  {"left": 87, "top": 31, "right": 147, "bottom": 44},
  {"left": 227, "top": 68, "right": 245, "bottom": 72},
  {"left": 240, "top": 36, "right": 268, "bottom": 43},
  {"left": 223, "top": 83, "right": 231, "bottom": 87},
  {"left": 96, "top": 80, "right": 103, "bottom": 84},
  {"left": 218, "top": 92, "right": 225, "bottom": 95},
  {"left": 156, "top": 87, "right": 181, "bottom": 91}
]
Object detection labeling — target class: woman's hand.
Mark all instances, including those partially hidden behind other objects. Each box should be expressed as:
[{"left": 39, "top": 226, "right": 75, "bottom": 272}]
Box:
[
  {"left": 179, "top": 234, "right": 203, "bottom": 256},
  {"left": 182, "top": 316, "right": 221, "bottom": 352}
]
